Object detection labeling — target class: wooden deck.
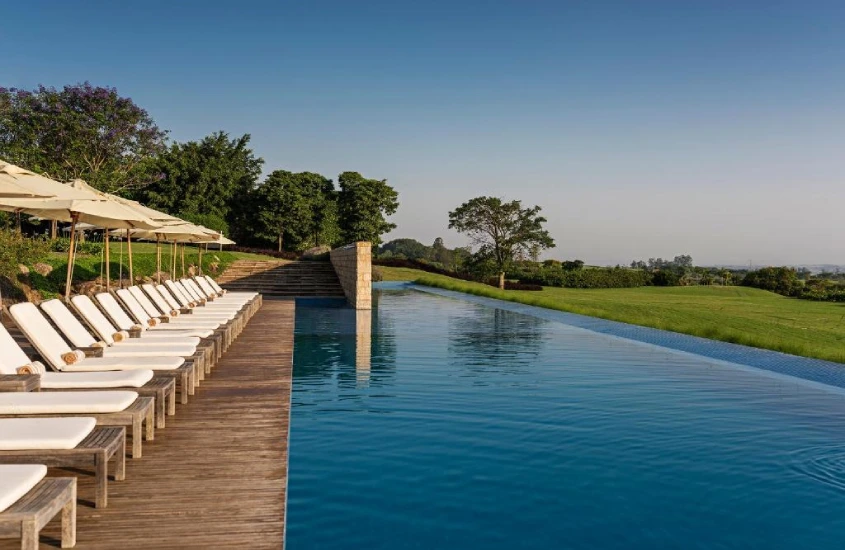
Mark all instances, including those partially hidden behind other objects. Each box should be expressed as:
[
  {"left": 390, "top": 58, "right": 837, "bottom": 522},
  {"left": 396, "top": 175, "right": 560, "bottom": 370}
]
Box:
[{"left": 1, "top": 299, "right": 295, "bottom": 550}]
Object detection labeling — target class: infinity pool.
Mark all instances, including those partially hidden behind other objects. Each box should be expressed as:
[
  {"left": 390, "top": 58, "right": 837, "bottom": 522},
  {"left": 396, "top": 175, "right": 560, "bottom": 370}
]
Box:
[{"left": 287, "top": 290, "right": 845, "bottom": 549}]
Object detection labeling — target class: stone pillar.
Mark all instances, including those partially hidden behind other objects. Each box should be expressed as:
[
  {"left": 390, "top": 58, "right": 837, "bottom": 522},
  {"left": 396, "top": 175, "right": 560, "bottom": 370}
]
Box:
[{"left": 329, "top": 241, "right": 372, "bottom": 310}]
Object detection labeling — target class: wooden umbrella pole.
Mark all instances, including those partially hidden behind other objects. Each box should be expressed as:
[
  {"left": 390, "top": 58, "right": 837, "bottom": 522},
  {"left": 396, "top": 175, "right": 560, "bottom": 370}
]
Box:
[
  {"left": 198, "top": 244, "right": 203, "bottom": 276},
  {"left": 181, "top": 244, "right": 186, "bottom": 278},
  {"left": 171, "top": 241, "right": 176, "bottom": 279},
  {"left": 156, "top": 235, "right": 162, "bottom": 284},
  {"left": 104, "top": 230, "right": 111, "bottom": 291},
  {"left": 126, "top": 229, "right": 134, "bottom": 286},
  {"left": 64, "top": 212, "right": 80, "bottom": 300}
]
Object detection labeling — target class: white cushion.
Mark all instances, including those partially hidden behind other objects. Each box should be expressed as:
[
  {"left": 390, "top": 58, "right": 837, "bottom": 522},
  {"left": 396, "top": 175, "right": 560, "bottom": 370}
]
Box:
[
  {"left": 41, "top": 370, "right": 154, "bottom": 389},
  {"left": 95, "top": 292, "right": 138, "bottom": 331},
  {"left": 115, "top": 289, "right": 154, "bottom": 326},
  {"left": 40, "top": 299, "right": 98, "bottom": 348},
  {"left": 164, "top": 280, "right": 193, "bottom": 307},
  {"left": 0, "top": 323, "right": 32, "bottom": 375},
  {"left": 128, "top": 286, "right": 163, "bottom": 318},
  {"left": 9, "top": 302, "right": 74, "bottom": 370},
  {"left": 141, "top": 284, "right": 177, "bottom": 315},
  {"left": 71, "top": 295, "right": 122, "bottom": 345},
  {"left": 156, "top": 286, "right": 183, "bottom": 311},
  {"left": 0, "top": 391, "right": 137, "bottom": 414},
  {"left": 0, "top": 418, "right": 95, "bottom": 451},
  {"left": 149, "top": 326, "right": 215, "bottom": 338},
  {"left": 103, "top": 342, "right": 196, "bottom": 357},
  {"left": 62, "top": 356, "right": 184, "bottom": 372},
  {"left": 0, "top": 464, "right": 48, "bottom": 513}
]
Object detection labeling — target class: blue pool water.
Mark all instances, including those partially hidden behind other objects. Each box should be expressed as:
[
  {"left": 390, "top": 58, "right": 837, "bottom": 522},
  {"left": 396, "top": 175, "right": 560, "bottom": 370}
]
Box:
[{"left": 287, "top": 290, "right": 845, "bottom": 549}]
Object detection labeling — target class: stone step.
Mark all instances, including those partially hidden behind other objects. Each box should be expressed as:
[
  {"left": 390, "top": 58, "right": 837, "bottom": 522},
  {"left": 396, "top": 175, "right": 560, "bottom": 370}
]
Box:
[{"left": 218, "top": 259, "right": 344, "bottom": 297}]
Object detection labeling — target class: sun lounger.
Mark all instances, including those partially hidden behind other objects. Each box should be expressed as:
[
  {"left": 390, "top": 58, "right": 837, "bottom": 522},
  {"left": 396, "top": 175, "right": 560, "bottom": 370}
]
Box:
[
  {"left": 0, "top": 324, "right": 175, "bottom": 429},
  {"left": 0, "top": 464, "right": 76, "bottom": 549},
  {"left": 0, "top": 418, "right": 125, "bottom": 508},
  {"left": 9, "top": 302, "right": 196, "bottom": 405},
  {"left": 40, "top": 299, "right": 198, "bottom": 358},
  {"left": 115, "top": 288, "right": 229, "bottom": 364},
  {"left": 0, "top": 392, "right": 153, "bottom": 459}
]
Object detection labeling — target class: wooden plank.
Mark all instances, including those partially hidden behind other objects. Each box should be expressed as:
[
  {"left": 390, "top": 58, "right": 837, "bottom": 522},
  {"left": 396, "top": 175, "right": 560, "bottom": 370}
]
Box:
[{"left": 0, "top": 299, "right": 294, "bottom": 549}]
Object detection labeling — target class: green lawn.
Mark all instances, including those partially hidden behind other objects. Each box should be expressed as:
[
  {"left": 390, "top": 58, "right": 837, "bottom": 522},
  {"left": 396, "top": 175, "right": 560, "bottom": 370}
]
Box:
[{"left": 378, "top": 266, "right": 845, "bottom": 364}]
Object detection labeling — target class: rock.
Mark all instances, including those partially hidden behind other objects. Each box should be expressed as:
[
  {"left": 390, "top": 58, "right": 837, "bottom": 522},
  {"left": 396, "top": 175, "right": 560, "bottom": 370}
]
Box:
[
  {"left": 17, "top": 264, "right": 29, "bottom": 275},
  {"left": 209, "top": 262, "right": 220, "bottom": 274},
  {"left": 303, "top": 245, "right": 331, "bottom": 259},
  {"left": 77, "top": 281, "right": 104, "bottom": 295},
  {"left": 33, "top": 262, "right": 53, "bottom": 276}
]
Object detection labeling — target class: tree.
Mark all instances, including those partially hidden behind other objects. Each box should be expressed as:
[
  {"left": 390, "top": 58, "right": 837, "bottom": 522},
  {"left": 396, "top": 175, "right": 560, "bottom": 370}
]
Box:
[
  {"left": 448, "top": 196, "right": 555, "bottom": 289},
  {"left": 337, "top": 172, "right": 399, "bottom": 246},
  {"left": 0, "top": 82, "right": 167, "bottom": 194},
  {"left": 136, "top": 132, "right": 263, "bottom": 242},
  {"left": 252, "top": 170, "right": 317, "bottom": 251}
]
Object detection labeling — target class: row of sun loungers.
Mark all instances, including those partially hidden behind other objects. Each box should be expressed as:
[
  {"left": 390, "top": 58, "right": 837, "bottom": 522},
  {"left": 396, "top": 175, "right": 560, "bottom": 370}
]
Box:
[{"left": 0, "top": 275, "right": 261, "bottom": 548}]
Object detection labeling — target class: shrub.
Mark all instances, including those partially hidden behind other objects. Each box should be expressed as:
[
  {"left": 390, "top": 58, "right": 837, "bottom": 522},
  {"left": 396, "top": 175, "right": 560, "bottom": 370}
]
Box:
[
  {"left": 651, "top": 270, "right": 680, "bottom": 287},
  {"left": 742, "top": 267, "right": 802, "bottom": 297},
  {"left": 0, "top": 230, "right": 51, "bottom": 279},
  {"left": 50, "top": 238, "right": 104, "bottom": 256}
]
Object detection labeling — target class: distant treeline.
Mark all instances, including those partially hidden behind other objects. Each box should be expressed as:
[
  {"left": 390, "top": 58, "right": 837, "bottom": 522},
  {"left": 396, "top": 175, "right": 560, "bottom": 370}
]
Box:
[{"left": 742, "top": 266, "right": 845, "bottom": 302}]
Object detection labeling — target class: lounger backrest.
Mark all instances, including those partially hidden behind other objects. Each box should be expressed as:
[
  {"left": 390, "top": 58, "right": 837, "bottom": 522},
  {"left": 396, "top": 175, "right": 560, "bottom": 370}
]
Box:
[
  {"left": 194, "top": 277, "right": 217, "bottom": 297},
  {"left": 40, "top": 299, "right": 98, "bottom": 348},
  {"left": 70, "top": 295, "right": 120, "bottom": 345},
  {"left": 8, "top": 302, "right": 74, "bottom": 370},
  {"left": 179, "top": 279, "right": 203, "bottom": 301},
  {"left": 95, "top": 292, "right": 138, "bottom": 331},
  {"left": 142, "top": 284, "right": 174, "bottom": 315},
  {"left": 115, "top": 289, "right": 153, "bottom": 326},
  {"left": 164, "top": 280, "right": 192, "bottom": 307},
  {"left": 128, "top": 286, "right": 162, "bottom": 318},
  {"left": 184, "top": 279, "right": 210, "bottom": 299},
  {"left": 205, "top": 276, "right": 224, "bottom": 293},
  {"left": 156, "top": 286, "right": 182, "bottom": 311},
  {"left": 0, "top": 323, "right": 32, "bottom": 374}
]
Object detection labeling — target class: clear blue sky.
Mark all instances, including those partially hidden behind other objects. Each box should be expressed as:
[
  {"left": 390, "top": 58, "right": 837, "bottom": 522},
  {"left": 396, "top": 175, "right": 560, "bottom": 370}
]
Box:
[{"left": 3, "top": 0, "right": 844, "bottom": 265}]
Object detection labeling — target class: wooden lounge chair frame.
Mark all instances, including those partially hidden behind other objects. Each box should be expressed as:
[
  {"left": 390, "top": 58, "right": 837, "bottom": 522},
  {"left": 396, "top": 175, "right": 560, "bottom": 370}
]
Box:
[
  {"left": 0, "top": 426, "right": 126, "bottom": 509},
  {"left": 0, "top": 477, "right": 76, "bottom": 550},
  {"left": 2, "top": 396, "right": 154, "bottom": 459}
]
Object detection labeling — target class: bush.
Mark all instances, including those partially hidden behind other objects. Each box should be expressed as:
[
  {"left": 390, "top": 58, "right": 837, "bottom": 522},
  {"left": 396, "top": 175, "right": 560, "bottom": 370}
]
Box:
[
  {"left": 0, "top": 230, "right": 51, "bottom": 279},
  {"left": 742, "top": 267, "right": 802, "bottom": 297},
  {"left": 50, "top": 238, "right": 103, "bottom": 256},
  {"left": 651, "top": 270, "right": 679, "bottom": 287},
  {"left": 509, "top": 264, "right": 650, "bottom": 289}
]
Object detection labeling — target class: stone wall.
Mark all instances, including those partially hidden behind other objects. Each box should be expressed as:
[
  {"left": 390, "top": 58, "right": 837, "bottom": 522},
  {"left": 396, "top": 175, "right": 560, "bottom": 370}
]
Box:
[{"left": 330, "top": 242, "right": 372, "bottom": 309}]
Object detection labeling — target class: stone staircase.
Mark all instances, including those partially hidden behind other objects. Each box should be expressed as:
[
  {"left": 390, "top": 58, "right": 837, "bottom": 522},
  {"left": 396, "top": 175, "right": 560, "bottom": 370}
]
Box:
[{"left": 217, "top": 260, "right": 345, "bottom": 297}]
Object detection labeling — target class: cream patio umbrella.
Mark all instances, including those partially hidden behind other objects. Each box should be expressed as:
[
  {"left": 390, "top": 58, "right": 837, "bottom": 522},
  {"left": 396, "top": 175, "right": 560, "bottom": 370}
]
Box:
[
  {"left": 0, "top": 176, "right": 160, "bottom": 298},
  {"left": 0, "top": 162, "right": 58, "bottom": 198},
  {"left": 114, "top": 222, "right": 217, "bottom": 280}
]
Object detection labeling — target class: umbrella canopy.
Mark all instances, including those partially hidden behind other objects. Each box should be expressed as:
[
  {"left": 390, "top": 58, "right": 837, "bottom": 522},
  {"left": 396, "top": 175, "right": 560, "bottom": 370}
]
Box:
[
  {"left": 0, "top": 161, "right": 89, "bottom": 200},
  {"left": 110, "top": 195, "right": 184, "bottom": 225},
  {"left": 116, "top": 222, "right": 217, "bottom": 243}
]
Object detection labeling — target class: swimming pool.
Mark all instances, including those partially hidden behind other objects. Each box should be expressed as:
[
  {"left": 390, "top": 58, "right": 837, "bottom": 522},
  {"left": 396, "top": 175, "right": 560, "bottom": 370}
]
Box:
[{"left": 287, "top": 289, "right": 845, "bottom": 549}]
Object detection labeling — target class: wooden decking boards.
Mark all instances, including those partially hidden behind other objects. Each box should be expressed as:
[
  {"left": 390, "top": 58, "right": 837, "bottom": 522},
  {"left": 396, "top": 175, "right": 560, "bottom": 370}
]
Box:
[{"left": 0, "top": 298, "right": 295, "bottom": 550}]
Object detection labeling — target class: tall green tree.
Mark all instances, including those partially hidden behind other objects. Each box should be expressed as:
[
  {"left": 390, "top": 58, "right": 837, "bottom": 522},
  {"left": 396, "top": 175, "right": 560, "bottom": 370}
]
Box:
[
  {"left": 337, "top": 171, "right": 399, "bottom": 246},
  {"left": 0, "top": 83, "right": 167, "bottom": 194},
  {"left": 448, "top": 196, "right": 555, "bottom": 289},
  {"left": 252, "top": 170, "right": 338, "bottom": 251},
  {"left": 136, "top": 132, "right": 263, "bottom": 241}
]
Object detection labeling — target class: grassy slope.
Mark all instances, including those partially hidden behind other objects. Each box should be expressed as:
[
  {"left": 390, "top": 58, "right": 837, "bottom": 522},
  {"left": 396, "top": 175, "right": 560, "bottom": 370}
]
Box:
[
  {"left": 21, "top": 244, "right": 277, "bottom": 299},
  {"left": 378, "top": 266, "right": 845, "bottom": 364}
]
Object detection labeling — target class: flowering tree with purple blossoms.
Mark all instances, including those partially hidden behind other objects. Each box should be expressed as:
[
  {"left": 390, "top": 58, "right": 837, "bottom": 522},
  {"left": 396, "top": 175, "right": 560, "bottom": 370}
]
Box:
[{"left": 0, "top": 82, "right": 167, "bottom": 194}]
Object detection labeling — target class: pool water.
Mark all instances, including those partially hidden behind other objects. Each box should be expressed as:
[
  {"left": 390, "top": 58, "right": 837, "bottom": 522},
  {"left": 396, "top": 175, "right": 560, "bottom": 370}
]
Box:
[{"left": 287, "top": 290, "right": 845, "bottom": 549}]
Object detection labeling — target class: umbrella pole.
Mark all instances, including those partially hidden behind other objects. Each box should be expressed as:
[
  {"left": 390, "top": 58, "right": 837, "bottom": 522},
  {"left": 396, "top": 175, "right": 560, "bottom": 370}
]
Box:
[
  {"left": 104, "top": 231, "right": 111, "bottom": 291},
  {"left": 198, "top": 244, "right": 203, "bottom": 276},
  {"left": 156, "top": 236, "right": 162, "bottom": 284},
  {"left": 64, "top": 213, "right": 80, "bottom": 300},
  {"left": 171, "top": 241, "right": 176, "bottom": 279},
  {"left": 180, "top": 244, "right": 185, "bottom": 278},
  {"left": 126, "top": 229, "right": 134, "bottom": 285}
]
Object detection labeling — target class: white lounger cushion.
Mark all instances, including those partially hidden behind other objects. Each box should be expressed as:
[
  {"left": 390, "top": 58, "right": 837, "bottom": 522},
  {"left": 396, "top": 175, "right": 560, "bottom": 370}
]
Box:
[
  {"left": 40, "top": 299, "right": 100, "bottom": 347},
  {"left": 95, "top": 292, "right": 143, "bottom": 330},
  {"left": 0, "top": 324, "right": 34, "bottom": 375},
  {"left": 41, "top": 370, "right": 154, "bottom": 389},
  {"left": 128, "top": 286, "right": 164, "bottom": 318},
  {"left": 0, "top": 418, "right": 96, "bottom": 451},
  {"left": 102, "top": 341, "right": 196, "bottom": 357},
  {"left": 61, "top": 356, "right": 184, "bottom": 372},
  {"left": 0, "top": 464, "right": 48, "bottom": 513},
  {"left": 0, "top": 391, "right": 137, "bottom": 414},
  {"left": 9, "top": 302, "right": 79, "bottom": 370}
]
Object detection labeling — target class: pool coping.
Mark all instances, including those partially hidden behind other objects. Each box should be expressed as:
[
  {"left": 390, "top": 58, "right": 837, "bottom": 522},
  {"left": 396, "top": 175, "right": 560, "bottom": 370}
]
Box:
[{"left": 374, "top": 281, "right": 845, "bottom": 395}]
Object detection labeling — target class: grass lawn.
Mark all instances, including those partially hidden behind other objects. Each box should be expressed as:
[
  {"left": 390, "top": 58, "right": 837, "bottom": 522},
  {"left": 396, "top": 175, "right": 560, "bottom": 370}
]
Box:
[{"left": 378, "top": 266, "right": 845, "bottom": 364}]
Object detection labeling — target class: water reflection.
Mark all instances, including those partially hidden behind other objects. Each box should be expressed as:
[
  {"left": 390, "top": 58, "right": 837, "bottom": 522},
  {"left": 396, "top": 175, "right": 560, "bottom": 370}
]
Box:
[
  {"left": 355, "top": 309, "right": 372, "bottom": 388},
  {"left": 448, "top": 306, "right": 547, "bottom": 376}
]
